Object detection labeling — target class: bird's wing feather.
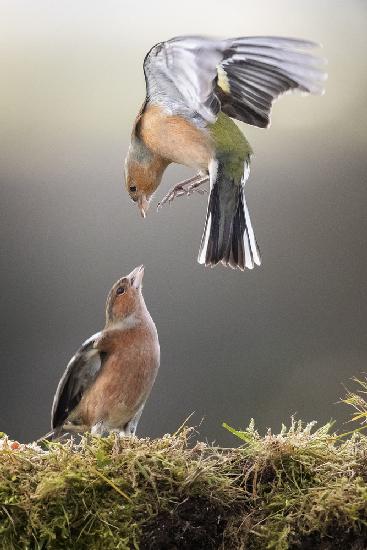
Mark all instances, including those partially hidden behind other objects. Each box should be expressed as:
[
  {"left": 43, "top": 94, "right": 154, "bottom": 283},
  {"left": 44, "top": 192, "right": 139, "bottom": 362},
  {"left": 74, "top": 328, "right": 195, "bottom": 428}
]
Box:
[
  {"left": 218, "top": 36, "right": 326, "bottom": 127},
  {"left": 143, "top": 35, "right": 326, "bottom": 127},
  {"left": 51, "top": 332, "right": 104, "bottom": 430},
  {"left": 143, "top": 36, "right": 223, "bottom": 122}
]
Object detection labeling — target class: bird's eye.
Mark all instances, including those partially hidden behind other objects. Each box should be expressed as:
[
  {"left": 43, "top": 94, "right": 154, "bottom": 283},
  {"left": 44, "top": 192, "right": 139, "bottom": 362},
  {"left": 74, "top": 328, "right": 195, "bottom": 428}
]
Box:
[
  {"left": 116, "top": 286, "right": 125, "bottom": 295},
  {"left": 129, "top": 185, "right": 137, "bottom": 193}
]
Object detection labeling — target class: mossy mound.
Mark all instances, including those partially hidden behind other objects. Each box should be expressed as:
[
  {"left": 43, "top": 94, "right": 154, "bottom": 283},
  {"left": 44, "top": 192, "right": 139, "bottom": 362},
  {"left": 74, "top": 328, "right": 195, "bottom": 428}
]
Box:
[{"left": 1, "top": 382, "right": 367, "bottom": 549}]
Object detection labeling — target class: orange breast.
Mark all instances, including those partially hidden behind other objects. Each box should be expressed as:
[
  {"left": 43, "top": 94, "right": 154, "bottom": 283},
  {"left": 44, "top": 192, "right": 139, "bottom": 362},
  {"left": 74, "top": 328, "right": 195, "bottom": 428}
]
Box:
[
  {"left": 78, "top": 326, "right": 159, "bottom": 430},
  {"left": 140, "top": 104, "right": 213, "bottom": 170}
]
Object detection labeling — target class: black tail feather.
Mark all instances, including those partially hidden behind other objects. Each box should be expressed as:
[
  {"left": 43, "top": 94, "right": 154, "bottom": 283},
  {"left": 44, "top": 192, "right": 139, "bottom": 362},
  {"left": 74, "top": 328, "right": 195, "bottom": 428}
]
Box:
[{"left": 198, "top": 162, "right": 261, "bottom": 270}]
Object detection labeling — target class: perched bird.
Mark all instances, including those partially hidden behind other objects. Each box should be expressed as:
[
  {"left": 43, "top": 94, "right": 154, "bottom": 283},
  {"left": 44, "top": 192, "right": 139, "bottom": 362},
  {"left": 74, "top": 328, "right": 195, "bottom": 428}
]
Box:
[
  {"left": 124, "top": 35, "right": 326, "bottom": 270},
  {"left": 44, "top": 265, "right": 159, "bottom": 439}
]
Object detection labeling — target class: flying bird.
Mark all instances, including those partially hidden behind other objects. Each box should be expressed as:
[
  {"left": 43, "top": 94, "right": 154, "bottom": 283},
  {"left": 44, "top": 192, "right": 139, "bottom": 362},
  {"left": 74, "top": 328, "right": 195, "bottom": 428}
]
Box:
[
  {"left": 44, "top": 265, "right": 159, "bottom": 439},
  {"left": 124, "top": 35, "right": 326, "bottom": 270}
]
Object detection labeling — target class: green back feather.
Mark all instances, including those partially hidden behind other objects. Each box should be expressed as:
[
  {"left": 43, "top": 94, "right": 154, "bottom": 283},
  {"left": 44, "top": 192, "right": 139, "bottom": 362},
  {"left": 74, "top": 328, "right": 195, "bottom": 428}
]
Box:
[{"left": 209, "top": 112, "right": 252, "bottom": 180}]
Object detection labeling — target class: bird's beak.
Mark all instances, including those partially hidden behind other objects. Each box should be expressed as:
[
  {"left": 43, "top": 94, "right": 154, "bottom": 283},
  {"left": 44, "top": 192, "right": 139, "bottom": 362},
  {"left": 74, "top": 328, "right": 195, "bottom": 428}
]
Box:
[
  {"left": 138, "top": 195, "right": 150, "bottom": 219},
  {"left": 128, "top": 264, "right": 144, "bottom": 288}
]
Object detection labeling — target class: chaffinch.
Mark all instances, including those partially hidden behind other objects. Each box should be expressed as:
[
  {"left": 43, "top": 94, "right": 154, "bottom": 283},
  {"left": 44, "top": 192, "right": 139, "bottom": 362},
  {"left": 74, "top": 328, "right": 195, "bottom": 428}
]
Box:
[
  {"left": 124, "top": 36, "right": 326, "bottom": 270},
  {"left": 46, "top": 265, "right": 159, "bottom": 439}
]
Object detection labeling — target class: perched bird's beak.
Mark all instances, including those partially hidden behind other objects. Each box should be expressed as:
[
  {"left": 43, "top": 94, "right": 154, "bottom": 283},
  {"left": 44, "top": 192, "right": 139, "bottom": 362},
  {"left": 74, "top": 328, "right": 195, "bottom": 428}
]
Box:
[
  {"left": 128, "top": 264, "right": 145, "bottom": 288},
  {"left": 138, "top": 195, "right": 150, "bottom": 218}
]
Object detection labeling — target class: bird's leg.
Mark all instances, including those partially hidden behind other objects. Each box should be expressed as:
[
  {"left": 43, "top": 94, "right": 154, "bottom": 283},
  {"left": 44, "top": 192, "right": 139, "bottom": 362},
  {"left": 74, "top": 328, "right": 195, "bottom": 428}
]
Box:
[{"left": 157, "top": 173, "right": 209, "bottom": 210}]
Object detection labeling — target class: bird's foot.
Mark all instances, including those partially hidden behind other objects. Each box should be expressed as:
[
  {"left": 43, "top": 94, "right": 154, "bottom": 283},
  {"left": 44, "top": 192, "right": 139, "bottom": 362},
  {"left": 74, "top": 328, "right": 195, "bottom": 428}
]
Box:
[{"left": 157, "top": 174, "right": 209, "bottom": 210}]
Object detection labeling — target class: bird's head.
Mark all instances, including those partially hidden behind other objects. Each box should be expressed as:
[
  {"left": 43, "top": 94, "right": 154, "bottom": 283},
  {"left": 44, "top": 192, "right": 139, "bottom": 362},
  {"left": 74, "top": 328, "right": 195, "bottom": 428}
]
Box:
[
  {"left": 124, "top": 139, "right": 168, "bottom": 218},
  {"left": 105, "top": 265, "right": 145, "bottom": 325}
]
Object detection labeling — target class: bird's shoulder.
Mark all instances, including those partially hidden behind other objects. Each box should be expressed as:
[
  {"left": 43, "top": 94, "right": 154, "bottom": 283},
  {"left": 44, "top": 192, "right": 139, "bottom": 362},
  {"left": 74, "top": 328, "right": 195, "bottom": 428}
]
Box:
[{"left": 142, "top": 37, "right": 218, "bottom": 125}]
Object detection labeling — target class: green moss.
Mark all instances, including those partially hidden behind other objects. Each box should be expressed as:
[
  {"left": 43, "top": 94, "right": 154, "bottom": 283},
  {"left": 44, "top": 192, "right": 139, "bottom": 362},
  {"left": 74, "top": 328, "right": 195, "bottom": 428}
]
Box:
[{"left": 1, "top": 380, "right": 367, "bottom": 549}]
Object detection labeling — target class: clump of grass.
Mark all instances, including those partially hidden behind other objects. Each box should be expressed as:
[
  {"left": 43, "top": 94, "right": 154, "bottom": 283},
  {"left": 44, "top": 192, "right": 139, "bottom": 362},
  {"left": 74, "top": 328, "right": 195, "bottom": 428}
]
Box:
[
  {"left": 0, "top": 427, "right": 250, "bottom": 549},
  {"left": 1, "top": 379, "right": 367, "bottom": 549},
  {"left": 223, "top": 419, "right": 367, "bottom": 549},
  {"left": 342, "top": 376, "right": 367, "bottom": 426}
]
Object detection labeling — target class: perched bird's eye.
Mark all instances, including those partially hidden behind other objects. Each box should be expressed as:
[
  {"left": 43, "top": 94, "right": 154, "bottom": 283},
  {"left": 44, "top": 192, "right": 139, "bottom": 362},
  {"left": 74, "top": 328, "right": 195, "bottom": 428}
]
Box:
[
  {"left": 129, "top": 186, "right": 137, "bottom": 193},
  {"left": 116, "top": 286, "right": 125, "bottom": 295}
]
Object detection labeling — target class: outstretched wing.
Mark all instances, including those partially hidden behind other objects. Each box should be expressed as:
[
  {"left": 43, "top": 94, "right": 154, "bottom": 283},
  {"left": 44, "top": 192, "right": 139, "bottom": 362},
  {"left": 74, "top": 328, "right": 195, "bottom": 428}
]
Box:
[
  {"left": 51, "top": 332, "right": 104, "bottom": 430},
  {"left": 216, "top": 36, "right": 326, "bottom": 128},
  {"left": 143, "top": 35, "right": 326, "bottom": 127},
  {"left": 144, "top": 36, "right": 223, "bottom": 122}
]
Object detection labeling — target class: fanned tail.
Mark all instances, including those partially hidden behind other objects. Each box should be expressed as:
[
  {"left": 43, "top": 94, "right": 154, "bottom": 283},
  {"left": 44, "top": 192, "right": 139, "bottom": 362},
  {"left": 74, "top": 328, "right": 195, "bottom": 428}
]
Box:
[{"left": 198, "top": 160, "right": 261, "bottom": 270}]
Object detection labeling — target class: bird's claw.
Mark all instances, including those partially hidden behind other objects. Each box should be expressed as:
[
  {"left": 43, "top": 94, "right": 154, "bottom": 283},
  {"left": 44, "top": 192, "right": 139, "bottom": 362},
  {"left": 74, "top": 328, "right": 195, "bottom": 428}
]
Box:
[{"left": 157, "top": 175, "right": 209, "bottom": 210}]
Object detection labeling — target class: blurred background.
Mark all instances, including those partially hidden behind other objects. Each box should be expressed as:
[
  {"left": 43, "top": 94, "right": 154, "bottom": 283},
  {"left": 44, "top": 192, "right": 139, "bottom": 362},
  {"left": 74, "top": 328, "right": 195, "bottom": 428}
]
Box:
[{"left": 1, "top": 0, "right": 366, "bottom": 445}]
